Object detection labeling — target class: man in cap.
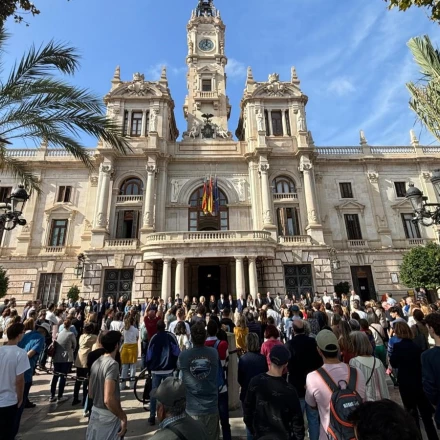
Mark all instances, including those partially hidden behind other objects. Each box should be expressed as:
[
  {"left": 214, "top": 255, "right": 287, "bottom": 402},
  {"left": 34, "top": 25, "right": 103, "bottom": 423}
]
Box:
[
  {"left": 244, "top": 344, "right": 305, "bottom": 440},
  {"left": 150, "top": 376, "right": 209, "bottom": 440},
  {"left": 305, "top": 330, "right": 366, "bottom": 440}
]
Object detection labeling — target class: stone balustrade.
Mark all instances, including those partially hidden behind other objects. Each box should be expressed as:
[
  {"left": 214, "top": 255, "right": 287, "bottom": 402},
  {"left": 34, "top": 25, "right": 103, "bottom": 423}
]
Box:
[
  {"left": 146, "top": 230, "right": 273, "bottom": 243},
  {"left": 7, "top": 148, "right": 96, "bottom": 158},
  {"left": 314, "top": 145, "right": 440, "bottom": 155},
  {"left": 43, "top": 246, "right": 65, "bottom": 254},
  {"left": 6, "top": 149, "right": 37, "bottom": 157},
  {"left": 104, "top": 238, "right": 139, "bottom": 249},
  {"left": 315, "top": 147, "right": 363, "bottom": 155},
  {"left": 407, "top": 238, "right": 427, "bottom": 246},
  {"left": 348, "top": 239, "right": 368, "bottom": 248},
  {"left": 196, "top": 91, "right": 218, "bottom": 99},
  {"left": 273, "top": 193, "right": 298, "bottom": 201},
  {"left": 116, "top": 195, "right": 143, "bottom": 203},
  {"left": 278, "top": 235, "right": 313, "bottom": 245},
  {"left": 370, "top": 146, "right": 415, "bottom": 154}
]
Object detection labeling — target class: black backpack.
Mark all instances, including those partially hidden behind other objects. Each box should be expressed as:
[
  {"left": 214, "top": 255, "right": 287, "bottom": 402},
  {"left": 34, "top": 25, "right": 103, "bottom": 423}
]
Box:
[{"left": 316, "top": 366, "right": 362, "bottom": 440}]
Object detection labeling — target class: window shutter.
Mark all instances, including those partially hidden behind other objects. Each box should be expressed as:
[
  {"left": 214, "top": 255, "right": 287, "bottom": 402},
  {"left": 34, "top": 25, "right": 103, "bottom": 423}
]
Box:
[
  {"left": 132, "top": 211, "right": 139, "bottom": 238},
  {"left": 116, "top": 211, "right": 124, "bottom": 238}
]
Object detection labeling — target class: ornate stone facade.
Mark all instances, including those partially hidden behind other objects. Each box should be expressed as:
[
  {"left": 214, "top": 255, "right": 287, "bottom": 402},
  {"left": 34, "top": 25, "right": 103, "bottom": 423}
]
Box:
[{"left": 1, "top": 0, "right": 440, "bottom": 305}]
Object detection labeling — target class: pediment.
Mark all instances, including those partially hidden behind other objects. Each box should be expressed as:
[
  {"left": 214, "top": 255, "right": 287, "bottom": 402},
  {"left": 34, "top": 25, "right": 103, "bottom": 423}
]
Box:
[
  {"left": 45, "top": 204, "right": 77, "bottom": 219},
  {"left": 252, "top": 83, "right": 299, "bottom": 98},
  {"left": 391, "top": 199, "right": 413, "bottom": 211},
  {"left": 197, "top": 65, "right": 219, "bottom": 73},
  {"left": 334, "top": 200, "right": 366, "bottom": 213},
  {"left": 108, "top": 82, "right": 162, "bottom": 98}
]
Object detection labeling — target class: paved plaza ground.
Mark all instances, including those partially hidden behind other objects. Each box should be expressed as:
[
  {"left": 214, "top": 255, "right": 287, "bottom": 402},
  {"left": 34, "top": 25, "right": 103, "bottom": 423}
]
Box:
[{"left": 16, "top": 366, "right": 431, "bottom": 440}]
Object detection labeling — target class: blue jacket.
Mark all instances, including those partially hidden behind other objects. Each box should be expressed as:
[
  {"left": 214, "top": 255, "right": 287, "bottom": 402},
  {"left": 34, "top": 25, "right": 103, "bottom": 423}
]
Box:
[
  {"left": 422, "top": 346, "right": 440, "bottom": 428},
  {"left": 146, "top": 330, "right": 180, "bottom": 372}
]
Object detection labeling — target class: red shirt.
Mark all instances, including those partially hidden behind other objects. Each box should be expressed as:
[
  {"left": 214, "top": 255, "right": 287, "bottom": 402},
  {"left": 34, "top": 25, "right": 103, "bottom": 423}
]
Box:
[{"left": 144, "top": 316, "right": 160, "bottom": 339}]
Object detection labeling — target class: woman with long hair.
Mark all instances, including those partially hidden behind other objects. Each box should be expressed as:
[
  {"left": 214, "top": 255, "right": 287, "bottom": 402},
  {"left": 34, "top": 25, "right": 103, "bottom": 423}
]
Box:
[
  {"left": 411, "top": 309, "right": 429, "bottom": 352},
  {"left": 234, "top": 314, "right": 249, "bottom": 354},
  {"left": 349, "top": 331, "right": 389, "bottom": 401},
  {"left": 124, "top": 300, "right": 132, "bottom": 314},
  {"left": 331, "top": 314, "right": 342, "bottom": 339},
  {"left": 390, "top": 322, "right": 439, "bottom": 440},
  {"left": 258, "top": 309, "right": 268, "bottom": 338},
  {"left": 110, "top": 311, "right": 124, "bottom": 332},
  {"left": 338, "top": 320, "right": 355, "bottom": 364},
  {"left": 260, "top": 325, "right": 283, "bottom": 367},
  {"left": 120, "top": 316, "right": 138, "bottom": 390},
  {"left": 175, "top": 321, "right": 192, "bottom": 352},
  {"left": 359, "top": 319, "right": 376, "bottom": 351},
  {"left": 23, "top": 318, "right": 35, "bottom": 334},
  {"left": 367, "top": 311, "right": 386, "bottom": 366}
]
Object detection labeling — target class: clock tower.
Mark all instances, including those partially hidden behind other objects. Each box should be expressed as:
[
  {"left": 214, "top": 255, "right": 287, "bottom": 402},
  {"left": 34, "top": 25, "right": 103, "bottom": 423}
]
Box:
[{"left": 183, "top": 0, "right": 232, "bottom": 140}]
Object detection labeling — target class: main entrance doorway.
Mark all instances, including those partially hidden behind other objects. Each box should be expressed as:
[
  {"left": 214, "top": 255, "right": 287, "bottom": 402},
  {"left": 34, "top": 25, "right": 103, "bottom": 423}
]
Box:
[
  {"left": 350, "top": 266, "right": 376, "bottom": 302},
  {"left": 103, "top": 269, "right": 134, "bottom": 302},
  {"left": 198, "top": 265, "right": 221, "bottom": 300}
]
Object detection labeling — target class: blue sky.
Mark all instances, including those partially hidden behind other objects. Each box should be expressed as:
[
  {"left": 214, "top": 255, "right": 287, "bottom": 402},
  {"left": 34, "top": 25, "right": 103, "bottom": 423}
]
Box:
[{"left": 3, "top": 0, "right": 440, "bottom": 146}]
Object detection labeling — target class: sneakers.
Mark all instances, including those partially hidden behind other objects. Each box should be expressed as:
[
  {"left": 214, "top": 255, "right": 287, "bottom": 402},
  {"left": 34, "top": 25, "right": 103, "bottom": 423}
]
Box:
[
  {"left": 49, "top": 396, "right": 57, "bottom": 403},
  {"left": 148, "top": 417, "right": 155, "bottom": 426}
]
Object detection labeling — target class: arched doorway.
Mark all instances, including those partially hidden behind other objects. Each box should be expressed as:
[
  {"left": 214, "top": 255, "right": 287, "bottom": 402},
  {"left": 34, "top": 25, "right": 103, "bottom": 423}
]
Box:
[{"left": 188, "top": 186, "right": 229, "bottom": 231}]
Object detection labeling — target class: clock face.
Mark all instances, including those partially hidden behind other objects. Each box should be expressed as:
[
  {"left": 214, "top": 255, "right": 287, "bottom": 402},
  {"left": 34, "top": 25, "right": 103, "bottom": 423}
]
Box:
[{"left": 199, "top": 39, "right": 214, "bottom": 52}]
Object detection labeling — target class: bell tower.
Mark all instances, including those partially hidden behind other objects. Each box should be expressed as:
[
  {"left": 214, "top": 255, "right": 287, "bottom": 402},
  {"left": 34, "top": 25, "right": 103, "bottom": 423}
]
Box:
[{"left": 183, "top": 0, "right": 232, "bottom": 140}]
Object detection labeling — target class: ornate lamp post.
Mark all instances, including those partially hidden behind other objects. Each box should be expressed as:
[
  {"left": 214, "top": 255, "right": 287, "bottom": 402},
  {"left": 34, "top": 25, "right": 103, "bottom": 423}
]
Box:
[
  {"left": 406, "top": 169, "right": 440, "bottom": 226},
  {"left": 328, "top": 248, "right": 341, "bottom": 272},
  {"left": 0, "top": 184, "right": 29, "bottom": 231},
  {"left": 74, "top": 253, "right": 86, "bottom": 279}
]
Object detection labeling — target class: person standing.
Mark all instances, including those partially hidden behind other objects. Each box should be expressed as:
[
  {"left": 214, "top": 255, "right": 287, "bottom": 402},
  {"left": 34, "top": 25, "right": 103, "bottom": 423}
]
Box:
[
  {"left": 217, "top": 294, "right": 229, "bottom": 316},
  {"left": 0, "top": 323, "right": 30, "bottom": 440},
  {"left": 236, "top": 295, "right": 246, "bottom": 314},
  {"left": 349, "top": 290, "right": 361, "bottom": 311},
  {"left": 260, "top": 325, "right": 283, "bottom": 368},
  {"left": 178, "top": 321, "right": 220, "bottom": 440},
  {"left": 146, "top": 320, "right": 180, "bottom": 426},
  {"left": 244, "top": 344, "right": 305, "bottom": 440},
  {"left": 86, "top": 331, "right": 127, "bottom": 440},
  {"left": 120, "top": 316, "right": 139, "bottom": 390}
]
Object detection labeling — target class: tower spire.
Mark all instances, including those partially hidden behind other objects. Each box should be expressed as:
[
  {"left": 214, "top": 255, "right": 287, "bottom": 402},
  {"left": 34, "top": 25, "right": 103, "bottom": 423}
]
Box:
[{"left": 196, "top": 0, "right": 216, "bottom": 17}]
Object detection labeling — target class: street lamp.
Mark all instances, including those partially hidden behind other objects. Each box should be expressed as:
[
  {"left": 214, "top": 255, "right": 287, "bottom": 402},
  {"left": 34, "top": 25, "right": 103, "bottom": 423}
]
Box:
[
  {"left": 0, "top": 184, "right": 29, "bottom": 231},
  {"left": 328, "top": 248, "right": 341, "bottom": 272},
  {"left": 74, "top": 253, "right": 86, "bottom": 279},
  {"left": 406, "top": 171, "right": 440, "bottom": 226}
]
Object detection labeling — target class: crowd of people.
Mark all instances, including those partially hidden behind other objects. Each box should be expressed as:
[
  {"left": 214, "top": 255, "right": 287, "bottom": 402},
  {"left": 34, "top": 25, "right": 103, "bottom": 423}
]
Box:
[{"left": 0, "top": 288, "right": 440, "bottom": 440}]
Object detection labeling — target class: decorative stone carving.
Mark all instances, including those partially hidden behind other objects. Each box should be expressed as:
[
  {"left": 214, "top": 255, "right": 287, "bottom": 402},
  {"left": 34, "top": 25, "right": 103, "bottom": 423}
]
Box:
[
  {"left": 263, "top": 73, "right": 288, "bottom": 96},
  {"left": 100, "top": 164, "right": 112, "bottom": 175},
  {"left": 230, "top": 178, "right": 247, "bottom": 202},
  {"left": 410, "top": 129, "right": 419, "bottom": 147},
  {"left": 259, "top": 163, "right": 270, "bottom": 174},
  {"left": 422, "top": 172, "right": 432, "bottom": 182},
  {"left": 291, "top": 66, "right": 298, "bottom": 82},
  {"left": 84, "top": 220, "right": 93, "bottom": 231},
  {"left": 147, "top": 164, "right": 157, "bottom": 175},
  {"left": 97, "top": 212, "right": 107, "bottom": 227},
  {"left": 188, "top": 35, "right": 194, "bottom": 55},
  {"left": 214, "top": 124, "right": 230, "bottom": 139},
  {"left": 299, "top": 155, "right": 312, "bottom": 172},
  {"left": 150, "top": 108, "right": 159, "bottom": 132},
  {"left": 89, "top": 175, "right": 99, "bottom": 187},
  {"left": 263, "top": 210, "right": 272, "bottom": 224},
  {"left": 367, "top": 172, "right": 378, "bottom": 183},
  {"left": 307, "top": 130, "right": 315, "bottom": 146},
  {"left": 144, "top": 212, "right": 151, "bottom": 225},
  {"left": 315, "top": 173, "right": 323, "bottom": 183},
  {"left": 297, "top": 108, "right": 307, "bottom": 132},
  {"left": 183, "top": 120, "right": 201, "bottom": 139},
  {"left": 360, "top": 130, "right": 368, "bottom": 146},
  {"left": 256, "top": 109, "right": 264, "bottom": 132},
  {"left": 308, "top": 210, "right": 318, "bottom": 222},
  {"left": 21, "top": 221, "right": 32, "bottom": 233},
  {"left": 127, "top": 73, "right": 148, "bottom": 96},
  {"left": 376, "top": 215, "right": 388, "bottom": 229}
]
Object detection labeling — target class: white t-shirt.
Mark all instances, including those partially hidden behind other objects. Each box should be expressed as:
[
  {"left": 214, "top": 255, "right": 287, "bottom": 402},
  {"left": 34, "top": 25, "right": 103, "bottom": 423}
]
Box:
[
  {"left": 0, "top": 345, "right": 30, "bottom": 407},
  {"left": 123, "top": 326, "right": 139, "bottom": 344},
  {"left": 110, "top": 321, "right": 124, "bottom": 332},
  {"left": 168, "top": 320, "right": 191, "bottom": 336},
  {"left": 46, "top": 311, "right": 59, "bottom": 327}
]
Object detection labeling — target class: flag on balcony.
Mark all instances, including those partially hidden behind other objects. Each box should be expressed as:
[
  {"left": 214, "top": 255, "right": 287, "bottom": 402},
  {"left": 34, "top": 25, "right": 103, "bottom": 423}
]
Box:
[
  {"left": 213, "top": 176, "right": 219, "bottom": 215},
  {"left": 207, "top": 177, "right": 214, "bottom": 214},
  {"left": 202, "top": 179, "right": 208, "bottom": 214}
]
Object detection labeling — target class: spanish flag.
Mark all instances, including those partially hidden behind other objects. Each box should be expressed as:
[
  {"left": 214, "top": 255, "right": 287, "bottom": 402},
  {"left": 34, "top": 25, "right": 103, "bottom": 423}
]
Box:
[
  {"left": 208, "top": 177, "right": 213, "bottom": 214},
  {"left": 202, "top": 179, "right": 208, "bottom": 214}
]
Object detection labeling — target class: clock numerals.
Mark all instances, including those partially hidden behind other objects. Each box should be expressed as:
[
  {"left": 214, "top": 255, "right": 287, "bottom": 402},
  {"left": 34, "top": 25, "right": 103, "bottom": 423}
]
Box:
[{"left": 199, "top": 39, "right": 214, "bottom": 52}]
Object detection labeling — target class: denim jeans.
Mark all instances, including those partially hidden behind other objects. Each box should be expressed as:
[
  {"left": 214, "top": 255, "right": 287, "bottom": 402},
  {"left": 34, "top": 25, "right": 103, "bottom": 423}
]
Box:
[
  {"left": 120, "top": 363, "right": 137, "bottom": 390},
  {"left": 150, "top": 372, "right": 173, "bottom": 418},
  {"left": 218, "top": 391, "right": 232, "bottom": 440},
  {"left": 50, "top": 362, "right": 72, "bottom": 398},
  {"left": 300, "top": 398, "right": 320, "bottom": 440}
]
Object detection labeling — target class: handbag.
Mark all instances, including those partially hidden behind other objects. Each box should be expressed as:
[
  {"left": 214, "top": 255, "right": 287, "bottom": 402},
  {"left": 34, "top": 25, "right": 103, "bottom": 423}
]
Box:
[
  {"left": 366, "top": 357, "right": 376, "bottom": 386},
  {"left": 47, "top": 342, "right": 57, "bottom": 358}
]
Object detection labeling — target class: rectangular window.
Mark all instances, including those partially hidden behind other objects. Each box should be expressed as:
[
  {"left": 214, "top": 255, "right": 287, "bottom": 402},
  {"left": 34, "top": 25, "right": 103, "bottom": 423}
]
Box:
[
  {"left": 277, "top": 207, "right": 300, "bottom": 236},
  {"left": 339, "top": 182, "right": 353, "bottom": 199},
  {"left": 271, "top": 111, "right": 283, "bottom": 136},
  {"left": 37, "top": 273, "right": 63, "bottom": 306},
  {"left": 49, "top": 219, "right": 68, "bottom": 247},
  {"left": 285, "top": 110, "right": 291, "bottom": 136},
  {"left": 130, "top": 111, "right": 143, "bottom": 137},
  {"left": 0, "top": 187, "right": 12, "bottom": 202},
  {"left": 344, "top": 214, "right": 362, "bottom": 240},
  {"left": 145, "top": 111, "right": 150, "bottom": 136},
  {"left": 57, "top": 186, "right": 72, "bottom": 203},
  {"left": 401, "top": 213, "right": 421, "bottom": 239},
  {"left": 395, "top": 182, "right": 407, "bottom": 198},
  {"left": 202, "top": 79, "right": 212, "bottom": 92},
  {"left": 116, "top": 210, "right": 140, "bottom": 239},
  {"left": 264, "top": 110, "right": 270, "bottom": 136},
  {"left": 123, "top": 110, "right": 129, "bottom": 136}
]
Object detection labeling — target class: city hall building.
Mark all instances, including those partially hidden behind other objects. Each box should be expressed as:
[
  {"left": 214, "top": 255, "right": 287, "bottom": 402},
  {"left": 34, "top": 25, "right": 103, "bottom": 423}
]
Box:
[{"left": 1, "top": 0, "right": 439, "bottom": 306}]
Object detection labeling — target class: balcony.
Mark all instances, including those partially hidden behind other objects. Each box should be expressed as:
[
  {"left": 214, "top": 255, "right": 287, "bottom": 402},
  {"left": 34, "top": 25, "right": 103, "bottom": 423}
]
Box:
[
  {"left": 104, "top": 238, "right": 139, "bottom": 249},
  {"left": 348, "top": 239, "right": 368, "bottom": 248},
  {"left": 43, "top": 246, "right": 65, "bottom": 254},
  {"left": 407, "top": 238, "right": 427, "bottom": 246},
  {"left": 116, "top": 195, "right": 143, "bottom": 204},
  {"left": 195, "top": 91, "right": 218, "bottom": 99},
  {"left": 143, "top": 230, "right": 277, "bottom": 260},
  {"left": 278, "top": 235, "right": 313, "bottom": 245},
  {"left": 273, "top": 193, "right": 298, "bottom": 202}
]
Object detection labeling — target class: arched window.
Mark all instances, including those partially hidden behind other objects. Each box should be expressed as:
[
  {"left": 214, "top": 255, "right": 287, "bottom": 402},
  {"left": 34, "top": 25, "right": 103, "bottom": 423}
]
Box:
[
  {"left": 120, "top": 178, "right": 143, "bottom": 196},
  {"left": 273, "top": 176, "right": 296, "bottom": 194},
  {"left": 188, "top": 186, "right": 229, "bottom": 231}
]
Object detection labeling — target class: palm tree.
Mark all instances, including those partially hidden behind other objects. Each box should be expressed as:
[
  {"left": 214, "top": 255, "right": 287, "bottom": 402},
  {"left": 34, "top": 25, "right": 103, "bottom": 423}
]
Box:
[
  {"left": 0, "top": 26, "right": 129, "bottom": 191},
  {"left": 407, "top": 35, "right": 440, "bottom": 143}
]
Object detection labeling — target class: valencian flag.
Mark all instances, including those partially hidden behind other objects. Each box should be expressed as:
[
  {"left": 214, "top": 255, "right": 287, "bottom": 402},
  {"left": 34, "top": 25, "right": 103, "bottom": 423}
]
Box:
[
  {"left": 208, "top": 177, "right": 214, "bottom": 214},
  {"left": 213, "top": 176, "right": 219, "bottom": 215},
  {"left": 202, "top": 178, "right": 208, "bottom": 214}
]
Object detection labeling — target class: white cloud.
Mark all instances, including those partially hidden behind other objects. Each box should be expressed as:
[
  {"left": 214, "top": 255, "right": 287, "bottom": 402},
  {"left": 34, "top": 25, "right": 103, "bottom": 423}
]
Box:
[
  {"left": 145, "top": 62, "right": 186, "bottom": 80},
  {"left": 327, "top": 77, "right": 356, "bottom": 96},
  {"left": 225, "top": 58, "right": 247, "bottom": 80}
]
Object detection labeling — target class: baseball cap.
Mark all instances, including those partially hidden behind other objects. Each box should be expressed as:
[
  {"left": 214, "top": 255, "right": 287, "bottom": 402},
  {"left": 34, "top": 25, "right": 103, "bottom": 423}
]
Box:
[
  {"left": 150, "top": 377, "right": 186, "bottom": 406},
  {"left": 36, "top": 322, "right": 50, "bottom": 335},
  {"left": 316, "top": 330, "right": 339, "bottom": 353},
  {"left": 269, "top": 345, "right": 291, "bottom": 366},
  {"left": 291, "top": 305, "right": 300, "bottom": 312}
]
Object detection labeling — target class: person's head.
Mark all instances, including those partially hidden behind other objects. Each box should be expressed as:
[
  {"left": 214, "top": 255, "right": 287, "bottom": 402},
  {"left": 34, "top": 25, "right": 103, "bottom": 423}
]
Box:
[
  {"left": 269, "top": 345, "right": 291, "bottom": 373},
  {"left": 220, "top": 294, "right": 224, "bottom": 300},
  {"left": 267, "top": 316, "right": 275, "bottom": 326},
  {"left": 350, "top": 331, "right": 373, "bottom": 357},
  {"left": 331, "top": 313, "right": 342, "bottom": 327},
  {"left": 366, "top": 312, "right": 378, "bottom": 325},
  {"left": 2, "top": 308, "right": 10, "bottom": 318},
  {"left": 292, "top": 319, "right": 305, "bottom": 335},
  {"left": 101, "top": 330, "right": 121, "bottom": 354},
  {"left": 157, "top": 320, "right": 166, "bottom": 332},
  {"left": 48, "top": 303, "right": 55, "bottom": 312},
  {"left": 359, "top": 319, "right": 369, "bottom": 332},
  {"left": 259, "top": 309, "right": 268, "bottom": 324},
  {"left": 36, "top": 322, "right": 50, "bottom": 337},
  {"left": 7, "top": 323, "right": 25, "bottom": 342},
  {"left": 266, "top": 291, "right": 271, "bottom": 298},
  {"left": 196, "top": 304, "right": 206, "bottom": 316},
  {"left": 223, "top": 308, "right": 230, "bottom": 318},
  {"left": 393, "top": 321, "right": 413, "bottom": 340},
  {"left": 316, "top": 329, "right": 340, "bottom": 359},
  {"left": 246, "top": 332, "right": 260, "bottom": 353},
  {"left": 176, "top": 308, "right": 185, "bottom": 321},
  {"left": 246, "top": 311, "right": 254, "bottom": 323},
  {"left": 425, "top": 313, "right": 440, "bottom": 338},
  {"left": 84, "top": 322, "right": 95, "bottom": 335},
  {"left": 237, "top": 314, "right": 247, "bottom": 329},
  {"left": 349, "top": 399, "right": 421, "bottom": 440},
  {"left": 152, "top": 377, "right": 186, "bottom": 423},
  {"left": 389, "top": 306, "right": 399, "bottom": 318},
  {"left": 283, "top": 308, "right": 292, "bottom": 318},
  {"left": 191, "top": 321, "right": 207, "bottom": 347},
  {"left": 349, "top": 319, "right": 361, "bottom": 331},
  {"left": 63, "top": 318, "right": 72, "bottom": 330},
  {"left": 23, "top": 318, "right": 35, "bottom": 332},
  {"left": 413, "top": 309, "right": 425, "bottom": 324},
  {"left": 353, "top": 300, "right": 360, "bottom": 310},
  {"left": 148, "top": 309, "right": 156, "bottom": 319},
  {"left": 386, "top": 292, "right": 392, "bottom": 299},
  {"left": 264, "top": 324, "right": 279, "bottom": 340},
  {"left": 124, "top": 316, "right": 134, "bottom": 330},
  {"left": 350, "top": 290, "right": 356, "bottom": 296},
  {"left": 175, "top": 321, "right": 187, "bottom": 336},
  {"left": 3, "top": 298, "right": 9, "bottom": 305},
  {"left": 206, "top": 319, "right": 218, "bottom": 337},
  {"left": 291, "top": 304, "right": 300, "bottom": 315}
]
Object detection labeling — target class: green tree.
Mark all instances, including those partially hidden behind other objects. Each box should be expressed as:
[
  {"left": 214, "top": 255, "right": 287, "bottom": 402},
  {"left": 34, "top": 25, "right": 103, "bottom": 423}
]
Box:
[
  {"left": 0, "top": 1, "right": 40, "bottom": 25},
  {"left": 406, "top": 35, "right": 440, "bottom": 143},
  {"left": 0, "top": 26, "right": 129, "bottom": 191},
  {"left": 67, "top": 285, "right": 80, "bottom": 303},
  {"left": 334, "top": 281, "right": 350, "bottom": 295},
  {"left": 385, "top": 0, "right": 440, "bottom": 23},
  {"left": 0, "top": 266, "right": 9, "bottom": 299},
  {"left": 399, "top": 241, "right": 440, "bottom": 289}
]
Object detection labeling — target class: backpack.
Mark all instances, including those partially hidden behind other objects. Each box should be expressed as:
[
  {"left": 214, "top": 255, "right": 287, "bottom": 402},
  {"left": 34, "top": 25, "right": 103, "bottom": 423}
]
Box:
[
  {"left": 213, "top": 340, "right": 225, "bottom": 389},
  {"left": 316, "top": 366, "right": 362, "bottom": 440}
]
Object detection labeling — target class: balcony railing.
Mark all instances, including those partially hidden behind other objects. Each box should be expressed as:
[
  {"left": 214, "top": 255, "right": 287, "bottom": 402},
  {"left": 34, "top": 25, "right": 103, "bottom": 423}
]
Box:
[
  {"left": 273, "top": 193, "right": 298, "bottom": 201},
  {"left": 105, "top": 238, "right": 139, "bottom": 249},
  {"left": 145, "top": 230, "right": 273, "bottom": 243},
  {"left": 6, "top": 149, "right": 37, "bottom": 157},
  {"left": 348, "top": 239, "right": 368, "bottom": 248},
  {"left": 278, "top": 235, "right": 312, "bottom": 245},
  {"left": 116, "top": 195, "right": 143, "bottom": 203},
  {"left": 316, "top": 147, "right": 363, "bottom": 155},
  {"left": 370, "top": 146, "right": 415, "bottom": 154},
  {"left": 407, "top": 238, "right": 426, "bottom": 246},
  {"left": 43, "top": 246, "right": 65, "bottom": 254},
  {"left": 196, "top": 91, "right": 218, "bottom": 99}
]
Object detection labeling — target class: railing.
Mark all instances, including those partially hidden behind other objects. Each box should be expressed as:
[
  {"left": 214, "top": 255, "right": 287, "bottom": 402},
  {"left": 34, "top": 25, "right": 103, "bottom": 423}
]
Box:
[
  {"left": 315, "top": 147, "right": 362, "bottom": 155},
  {"left": 46, "top": 149, "right": 96, "bottom": 157},
  {"left": 370, "top": 146, "right": 415, "bottom": 154},
  {"left": 43, "top": 246, "right": 65, "bottom": 253},
  {"left": 407, "top": 238, "right": 426, "bottom": 246},
  {"left": 422, "top": 146, "right": 440, "bottom": 154},
  {"left": 196, "top": 91, "right": 217, "bottom": 99},
  {"left": 273, "top": 193, "right": 298, "bottom": 201},
  {"left": 116, "top": 195, "right": 143, "bottom": 203},
  {"left": 105, "top": 238, "right": 139, "bottom": 248},
  {"left": 348, "top": 239, "right": 368, "bottom": 248},
  {"left": 278, "top": 235, "right": 312, "bottom": 245},
  {"left": 145, "top": 230, "right": 273, "bottom": 243},
  {"left": 6, "top": 150, "right": 37, "bottom": 157}
]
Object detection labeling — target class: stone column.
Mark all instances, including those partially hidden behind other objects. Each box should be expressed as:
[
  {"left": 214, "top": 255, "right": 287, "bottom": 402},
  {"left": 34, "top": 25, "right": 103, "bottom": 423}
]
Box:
[
  {"left": 248, "top": 257, "right": 258, "bottom": 298},
  {"left": 143, "top": 164, "right": 157, "bottom": 229},
  {"left": 161, "top": 258, "right": 172, "bottom": 301},
  {"left": 259, "top": 160, "right": 273, "bottom": 226},
  {"left": 155, "top": 160, "right": 168, "bottom": 232},
  {"left": 281, "top": 110, "right": 288, "bottom": 136},
  {"left": 268, "top": 110, "right": 273, "bottom": 136},
  {"left": 175, "top": 258, "right": 185, "bottom": 296},
  {"left": 141, "top": 110, "right": 148, "bottom": 137},
  {"left": 94, "top": 164, "right": 112, "bottom": 229},
  {"left": 235, "top": 257, "right": 245, "bottom": 298},
  {"left": 127, "top": 110, "right": 132, "bottom": 136}
]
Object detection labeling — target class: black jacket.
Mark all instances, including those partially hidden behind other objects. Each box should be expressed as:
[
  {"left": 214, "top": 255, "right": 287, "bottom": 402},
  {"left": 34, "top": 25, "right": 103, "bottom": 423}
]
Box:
[
  {"left": 285, "top": 334, "right": 323, "bottom": 398},
  {"left": 238, "top": 352, "right": 268, "bottom": 401},
  {"left": 390, "top": 338, "right": 423, "bottom": 390},
  {"left": 422, "top": 346, "right": 440, "bottom": 427}
]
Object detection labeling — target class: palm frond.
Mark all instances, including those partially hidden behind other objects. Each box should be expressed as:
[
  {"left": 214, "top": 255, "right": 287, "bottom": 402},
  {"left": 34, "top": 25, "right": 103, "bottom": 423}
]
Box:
[{"left": 408, "top": 36, "right": 440, "bottom": 81}]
